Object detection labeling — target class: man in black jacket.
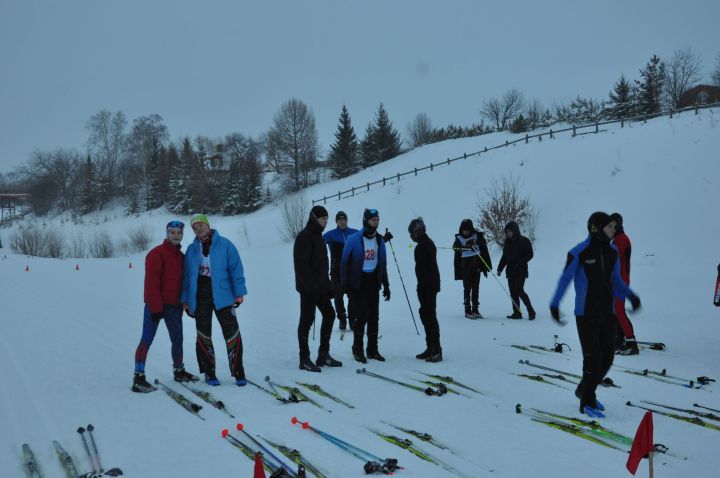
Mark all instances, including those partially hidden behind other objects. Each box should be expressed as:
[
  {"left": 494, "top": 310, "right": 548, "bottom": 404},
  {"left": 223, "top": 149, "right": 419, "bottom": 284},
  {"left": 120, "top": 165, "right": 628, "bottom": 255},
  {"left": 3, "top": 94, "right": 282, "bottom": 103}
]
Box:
[
  {"left": 497, "top": 221, "right": 536, "bottom": 320},
  {"left": 293, "top": 205, "right": 341, "bottom": 372},
  {"left": 453, "top": 219, "right": 492, "bottom": 319},
  {"left": 409, "top": 217, "right": 442, "bottom": 362}
]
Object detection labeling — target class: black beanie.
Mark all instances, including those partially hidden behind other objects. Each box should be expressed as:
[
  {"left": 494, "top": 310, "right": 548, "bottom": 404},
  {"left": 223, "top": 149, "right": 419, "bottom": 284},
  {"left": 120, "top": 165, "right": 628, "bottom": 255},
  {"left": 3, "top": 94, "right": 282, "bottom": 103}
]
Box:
[
  {"left": 363, "top": 208, "right": 379, "bottom": 221},
  {"left": 310, "top": 205, "right": 329, "bottom": 220},
  {"left": 587, "top": 211, "right": 612, "bottom": 234},
  {"left": 336, "top": 210, "right": 347, "bottom": 221},
  {"left": 460, "top": 219, "right": 473, "bottom": 231}
]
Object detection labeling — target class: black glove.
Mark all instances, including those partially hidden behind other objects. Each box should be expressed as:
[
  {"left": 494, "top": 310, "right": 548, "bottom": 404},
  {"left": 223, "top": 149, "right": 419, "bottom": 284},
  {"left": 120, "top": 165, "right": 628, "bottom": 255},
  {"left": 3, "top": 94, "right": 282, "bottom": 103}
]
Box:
[
  {"left": 383, "top": 286, "right": 391, "bottom": 301},
  {"left": 383, "top": 230, "right": 394, "bottom": 243},
  {"left": 151, "top": 311, "right": 163, "bottom": 321},
  {"left": 628, "top": 292, "right": 641, "bottom": 312},
  {"left": 550, "top": 306, "right": 560, "bottom": 322}
]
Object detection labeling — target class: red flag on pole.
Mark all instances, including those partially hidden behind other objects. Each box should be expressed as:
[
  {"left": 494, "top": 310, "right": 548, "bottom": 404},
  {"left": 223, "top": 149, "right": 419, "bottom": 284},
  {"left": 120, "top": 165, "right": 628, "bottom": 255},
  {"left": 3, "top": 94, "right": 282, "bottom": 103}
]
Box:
[
  {"left": 253, "top": 452, "right": 266, "bottom": 478},
  {"left": 627, "top": 411, "right": 654, "bottom": 475}
]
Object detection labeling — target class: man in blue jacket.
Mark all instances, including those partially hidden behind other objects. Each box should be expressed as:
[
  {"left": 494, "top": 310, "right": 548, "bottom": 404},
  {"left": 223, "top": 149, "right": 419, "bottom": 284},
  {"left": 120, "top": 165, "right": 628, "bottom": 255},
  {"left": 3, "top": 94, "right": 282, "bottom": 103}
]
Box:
[
  {"left": 182, "top": 214, "right": 248, "bottom": 386},
  {"left": 550, "top": 212, "right": 641, "bottom": 418},
  {"left": 340, "top": 208, "right": 391, "bottom": 363},
  {"left": 323, "top": 210, "right": 358, "bottom": 332}
]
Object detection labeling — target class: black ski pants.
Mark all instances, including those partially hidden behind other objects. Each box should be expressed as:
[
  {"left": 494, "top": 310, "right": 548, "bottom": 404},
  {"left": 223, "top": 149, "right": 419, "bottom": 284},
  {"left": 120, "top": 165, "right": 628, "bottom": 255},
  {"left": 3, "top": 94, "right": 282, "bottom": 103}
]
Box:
[
  {"left": 297, "top": 292, "right": 336, "bottom": 360},
  {"left": 508, "top": 275, "right": 534, "bottom": 315},
  {"left": 461, "top": 263, "right": 480, "bottom": 312},
  {"left": 331, "top": 272, "right": 355, "bottom": 326},
  {"left": 194, "top": 277, "right": 245, "bottom": 378},
  {"left": 575, "top": 314, "right": 615, "bottom": 408},
  {"left": 418, "top": 290, "right": 441, "bottom": 352},
  {"left": 350, "top": 272, "right": 381, "bottom": 354}
]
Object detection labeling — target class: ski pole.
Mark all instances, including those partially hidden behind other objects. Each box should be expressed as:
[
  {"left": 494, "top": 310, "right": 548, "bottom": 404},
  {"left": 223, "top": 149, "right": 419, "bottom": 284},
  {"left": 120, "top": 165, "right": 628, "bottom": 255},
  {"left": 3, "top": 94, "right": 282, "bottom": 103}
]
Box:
[
  {"left": 385, "top": 229, "right": 420, "bottom": 335},
  {"left": 77, "top": 427, "right": 98, "bottom": 474},
  {"left": 235, "top": 423, "right": 298, "bottom": 477},
  {"left": 470, "top": 244, "right": 521, "bottom": 312},
  {"left": 86, "top": 424, "right": 104, "bottom": 473}
]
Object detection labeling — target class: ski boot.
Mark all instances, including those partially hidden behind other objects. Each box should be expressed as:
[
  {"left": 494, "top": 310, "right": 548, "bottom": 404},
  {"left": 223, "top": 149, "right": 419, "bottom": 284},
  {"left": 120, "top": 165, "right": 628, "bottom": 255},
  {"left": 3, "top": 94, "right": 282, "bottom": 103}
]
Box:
[
  {"left": 471, "top": 307, "right": 483, "bottom": 319},
  {"left": 316, "top": 353, "right": 342, "bottom": 367},
  {"left": 299, "top": 356, "right": 321, "bottom": 373},
  {"left": 528, "top": 310, "right": 537, "bottom": 321},
  {"left": 173, "top": 366, "right": 199, "bottom": 383},
  {"left": 352, "top": 346, "right": 367, "bottom": 364},
  {"left": 205, "top": 371, "right": 221, "bottom": 386},
  {"left": 426, "top": 349, "right": 443, "bottom": 363},
  {"left": 415, "top": 348, "right": 431, "bottom": 360},
  {"left": 366, "top": 350, "right": 386, "bottom": 362},
  {"left": 616, "top": 339, "right": 639, "bottom": 355},
  {"left": 131, "top": 373, "right": 156, "bottom": 393}
]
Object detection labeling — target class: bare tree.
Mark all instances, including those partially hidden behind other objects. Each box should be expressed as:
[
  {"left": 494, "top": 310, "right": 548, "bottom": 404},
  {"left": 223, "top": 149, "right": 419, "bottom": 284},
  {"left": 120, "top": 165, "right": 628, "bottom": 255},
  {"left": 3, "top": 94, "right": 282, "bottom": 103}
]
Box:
[
  {"left": 665, "top": 46, "right": 703, "bottom": 108},
  {"left": 525, "top": 99, "right": 547, "bottom": 130},
  {"left": 713, "top": 53, "right": 720, "bottom": 87},
  {"left": 267, "top": 98, "right": 319, "bottom": 192},
  {"left": 19, "top": 149, "right": 82, "bottom": 214},
  {"left": 86, "top": 110, "right": 127, "bottom": 202},
  {"left": 406, "top": 113, "right": 433, "bottom": 148},
  {"left": 480, "top": 89, "right": 525, "bottom": 131},
  {"left": 125, "top": 114, "right": 169, "bottom": 198},
  {"left": 477, "top": 174, "right": 536, "bottom": 247},
  {"left": 278, "top": 194, "right": 308, "bottom": 242}
]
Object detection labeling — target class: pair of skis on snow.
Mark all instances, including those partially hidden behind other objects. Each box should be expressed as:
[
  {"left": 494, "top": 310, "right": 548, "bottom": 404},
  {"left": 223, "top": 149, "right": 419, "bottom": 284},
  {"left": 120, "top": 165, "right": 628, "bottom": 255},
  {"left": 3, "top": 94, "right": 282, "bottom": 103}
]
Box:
[{"left": 22, "top": 424, "right": 122, "bottom": 478}]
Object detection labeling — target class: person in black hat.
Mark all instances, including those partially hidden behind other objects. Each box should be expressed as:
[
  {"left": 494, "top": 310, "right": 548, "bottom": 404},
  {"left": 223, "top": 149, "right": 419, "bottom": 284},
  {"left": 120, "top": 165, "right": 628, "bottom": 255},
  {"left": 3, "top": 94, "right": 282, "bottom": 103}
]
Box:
[
  {"left": 293, "top": 205, "right": 341, "bottom": 371},
  {"left": 323, "top": 211, "right": 359, "bottom": 332},
  {"left": 409, "top": 217, "right": 442, "bottom": 362},
  {"left": 453, "top": 219, "right": 492, "bottom": 319},
  {"left": 340, "top": 208, "right": 391, "bottom": 363},
  {"left": 497, "top": 221, "right": 536, "bottom": 320},
  {"left": 549, "top": 211, "right": 641, "bottom": 417}
]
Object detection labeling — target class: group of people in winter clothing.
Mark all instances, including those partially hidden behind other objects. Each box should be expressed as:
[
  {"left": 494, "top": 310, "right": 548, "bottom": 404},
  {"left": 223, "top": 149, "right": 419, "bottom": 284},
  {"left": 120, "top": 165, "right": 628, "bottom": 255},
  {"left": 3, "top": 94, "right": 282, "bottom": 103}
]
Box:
[
  {"left": 132, "top": 214, "right": 248, "bottom": 392},
  {"left": 132, "top": 206, "right": 642, "bottom": 424}
]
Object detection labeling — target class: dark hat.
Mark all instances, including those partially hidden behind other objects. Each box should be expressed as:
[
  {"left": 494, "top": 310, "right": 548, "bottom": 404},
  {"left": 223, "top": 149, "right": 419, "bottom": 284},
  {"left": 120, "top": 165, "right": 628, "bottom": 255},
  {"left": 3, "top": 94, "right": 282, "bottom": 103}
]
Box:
[
  {"left": 408, "top": 217, "right": 426, "bottom": 236},
  {"left": 610, "top": 212, "right": 624, "bottom": 234},
  {"left": 310, "top": 205, "right": 329, "bottom": 219},
  {"left": 336, "top": 210, "right": 348, "bottom": 221},
  {"left": 363, "top": 208, "right": 379, "bottom": 221},
  {"left": 587, "top": 211, "right": 612, "bottom": 234},
  {"left": 460, "top": 219, "right": 474, "bottom": 231}
]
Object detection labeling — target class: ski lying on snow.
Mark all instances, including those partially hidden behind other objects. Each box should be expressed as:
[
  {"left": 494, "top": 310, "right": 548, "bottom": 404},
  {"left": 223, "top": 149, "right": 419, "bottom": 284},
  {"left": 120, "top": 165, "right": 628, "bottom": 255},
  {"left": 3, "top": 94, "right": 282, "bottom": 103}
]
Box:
[
  {"left": 626, "top": 401, "right": 720, "bottom": 431},
  {"left": 22, "top": 443, "right": 43, "bottom": 478},
  {"left": 259, "top": 435, "right": 327, "bottom": 478},
  {"left": 296, "top": 382, "right": 355, "bottom": 409},
  {"left": 416, "top": 372, "right": 484, "bottom": 395},
  {"left": 154, "top": 379, "right": 204, "bottom": 420},
  {"left": 180, "top": 382, "right": 235, "bottom": 418},
  {"left": 640, "top": 400, "right": 720, "bottom": 422},
  {"left": 518, "top": 360, "right": 619, "bottom": 388},
  {"left": 248, "top": 379, "right": 303, "bottom": 404},
  {"left": 516, "top": 373, "right": 571, "bottom": 390},
  {"left": 357, "top": 368, "right": 447, "bottom": 396}
]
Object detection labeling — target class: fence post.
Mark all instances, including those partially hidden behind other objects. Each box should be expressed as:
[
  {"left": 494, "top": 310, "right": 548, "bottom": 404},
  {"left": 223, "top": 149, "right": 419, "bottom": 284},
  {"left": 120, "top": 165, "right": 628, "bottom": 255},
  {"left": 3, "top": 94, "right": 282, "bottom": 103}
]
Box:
[
  {"left": 621, "top": 119, "right": 624, "bottom": 128},
  {"left": 538, "top": 134, "right": 542, "bottom": 142},
  {"left": 396, "top": 172, "right": 400, "bottom": 182},
  {"left": 572, "top": 125, "right": 576, "bottom": 137},
  {"left": 594, "top": 122, "right": 598, "bottom": 133},
  {"left": 383, "top": 177, "right": 386, "bottom": 186},
  {"left": 549, "top": 129, "right": 553, "bottom": 139},
  {"left": 352, "top": 187, "right": 355, "bottom": 196},
  {"left": 463, "top": 153, "right": 467, "bottom": 159},
  {"left": 484, "top": 146, "right": 488, "bottom": 152},
  {"left": 338, "top": 190, "right": 341, "bottom": 200},
  {"left": 643, "top": 115, "right": 647, "bottom": 124},
  {"left": 695, "top": 105, "right": 699, "bottom": 115},
  {"left": 430, "top": 163, "right": 434, "bottom": 171},
  {"left": 323, "top": 196, "right": 327, "bottom": 204},
  {"left": 446, "top": 158, "right": 450, "bottom": 165},
  {"left": 366, "top": 182, "right": 370, "bottom": 191},
  {"left": 505, "top": 140, "right": 509, "bottom": 147},
  {"left": 414, "top": 167, "right": 417, "bottom": 176},
  {"left": 525, "top": 134, "right": 529, "bottom": 144},
  {"left": 669, "top": 109, "right": 673, "bottom": 119}
]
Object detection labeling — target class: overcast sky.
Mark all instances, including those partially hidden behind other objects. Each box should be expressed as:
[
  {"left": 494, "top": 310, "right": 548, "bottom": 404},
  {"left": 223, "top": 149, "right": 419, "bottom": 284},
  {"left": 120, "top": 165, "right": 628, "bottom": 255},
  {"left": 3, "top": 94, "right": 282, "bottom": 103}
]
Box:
[{"left": 1, "top": 0, "right": 718, "bottom": 174}]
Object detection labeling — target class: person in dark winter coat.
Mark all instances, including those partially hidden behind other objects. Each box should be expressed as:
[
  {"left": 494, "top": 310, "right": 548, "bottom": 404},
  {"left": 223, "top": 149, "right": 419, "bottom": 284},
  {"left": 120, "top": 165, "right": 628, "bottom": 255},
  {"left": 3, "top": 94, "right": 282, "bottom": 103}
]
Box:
[
  {"left": 453, "top": 219, "right": 492, "bottom": 319},
  {"left": 323, "top": 211, "right": 359, "bottom": 332},
  {"left": 497, "top": 221, "right": 536, "bottom": 319},
  {"left": 133, "top": 220, "right": 199, "bottom": 392},
  {"left": 340, "top": 208, "right": 391, "bottom": 363},
  {"left": 550, "top": 211, "right": 641, "bottom": 417},
  {"left": 409, "top": 217, "right": 442, "bottom": 362},
  {"left": 610, "top": 213, "right": 638, "bottom": 355},
  {"left": 294, "top": 205, "right": 341, "bottom": 372},
  {"left": 181, "top": 214, "right": 248, "bottom": 387}
]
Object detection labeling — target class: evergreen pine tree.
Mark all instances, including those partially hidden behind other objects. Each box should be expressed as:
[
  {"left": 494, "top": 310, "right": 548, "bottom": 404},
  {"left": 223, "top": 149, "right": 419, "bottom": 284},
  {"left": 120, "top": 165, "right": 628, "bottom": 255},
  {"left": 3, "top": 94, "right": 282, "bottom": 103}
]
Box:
[
  {"left": 145, "top": 142, "right": 163, "bottom": 211},
  {"left": 223, "top": 153, "right": 243, "bottom": 215},
  {"left": 607, "top": 75, "right": 635, "bottom": 119},
  {"left": 168, "top": 138, "right": 195, "bottom": 214},
  {"left": 373, "top": 103, "right": 402, "bottom": 163},
  {"left": 329, "top": 105, "right": 359, "bottom": 179},
  {"left": 635, "top": 55, "right": 666, "bottom": 115},
  {"left": 79, "top": 155, "right": 100, "bottom": 215},
  {"left": 359, "top": 122, "right": 378, "bottom": 168}
]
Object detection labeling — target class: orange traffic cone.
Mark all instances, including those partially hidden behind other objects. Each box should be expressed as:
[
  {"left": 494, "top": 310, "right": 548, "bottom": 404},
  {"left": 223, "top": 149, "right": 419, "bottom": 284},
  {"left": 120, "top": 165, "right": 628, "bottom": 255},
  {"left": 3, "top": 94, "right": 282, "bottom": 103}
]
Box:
[
  {"left": 253, "top": 452, "right": 266, "bottom": 478},
  {"left": 128, "top": 262, "right": 133, "bottom": 269},
  {"left": 75, "top": 264, "right": 80, "bottom": 271},
  {"left": 25, "top": 265, "right": 29, "bottom": 272}
]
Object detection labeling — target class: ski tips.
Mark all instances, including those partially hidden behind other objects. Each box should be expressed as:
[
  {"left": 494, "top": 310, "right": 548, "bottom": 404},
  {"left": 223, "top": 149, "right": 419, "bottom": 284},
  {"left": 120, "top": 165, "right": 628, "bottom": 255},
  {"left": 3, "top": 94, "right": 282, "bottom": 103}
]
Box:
[
  {"left": 221, "top": 429, "right": 229, "bottom": 438},
  {"left": 356, "top": 368, "right": 367, "bottom": 373},
  {"left": 236, "top": 423, "right": 244, "bottom": 431}
]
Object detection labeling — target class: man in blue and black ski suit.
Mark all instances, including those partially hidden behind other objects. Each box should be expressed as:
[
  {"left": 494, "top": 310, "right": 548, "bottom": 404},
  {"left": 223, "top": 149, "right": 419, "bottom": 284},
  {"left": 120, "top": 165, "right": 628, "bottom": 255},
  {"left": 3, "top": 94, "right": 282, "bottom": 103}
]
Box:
[
  {"left": 323, "top": 210, "right": 358, "bottom": 332},
  {"left": 550, "top": 212, "right": 641, "bottom": 417},
  {"left": 340, "top": 208, "right": 391, "bottom": 363}
]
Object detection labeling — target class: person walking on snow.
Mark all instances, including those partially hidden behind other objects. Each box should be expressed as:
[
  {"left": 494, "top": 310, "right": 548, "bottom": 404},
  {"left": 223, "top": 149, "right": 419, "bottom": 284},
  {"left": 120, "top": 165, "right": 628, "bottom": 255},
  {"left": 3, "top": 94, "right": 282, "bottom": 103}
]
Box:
[
  {"left": 497, "top": 221, "right": 536, "bottom": 320},
  {"left": 323, "top": 210, "right": 358, "bottom": 332},
  {"left": 453, "top": 219, "right": 492, "bottom": 319},
  {"left": 294, "top": 205, "right": 342, "bottom": 372},
  {"left": 181, "top": 214, "right": 248, "bottom": 386},
  {"left": 340, "top": 208, "right": 392, "bottom": 363},
  {"left": 133, "top": 220, "right": 199, "bottom": 392},
  {"left": 549, "top": 212, "right": 641, "bottom": 417},
  {"left": 409, "top": 217, "right": 442, "bottom": 362},
  {"left": 610, "top": 213, "right": 638, "bottom": 355}
]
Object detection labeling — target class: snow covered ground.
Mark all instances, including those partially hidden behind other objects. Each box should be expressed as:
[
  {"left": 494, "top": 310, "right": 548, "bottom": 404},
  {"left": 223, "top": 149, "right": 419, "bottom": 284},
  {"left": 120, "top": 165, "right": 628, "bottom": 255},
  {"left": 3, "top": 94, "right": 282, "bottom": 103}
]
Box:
[{"left": 1, "top": 109, "right": 719, "bottom": 477}]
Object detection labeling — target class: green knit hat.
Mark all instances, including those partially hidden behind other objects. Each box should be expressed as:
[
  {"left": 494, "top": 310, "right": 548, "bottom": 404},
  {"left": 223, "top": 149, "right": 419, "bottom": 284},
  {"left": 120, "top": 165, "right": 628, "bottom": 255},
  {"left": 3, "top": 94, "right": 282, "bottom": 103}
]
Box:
[{"left": 190, "top": 214, "right": 210, "bottom": 227}]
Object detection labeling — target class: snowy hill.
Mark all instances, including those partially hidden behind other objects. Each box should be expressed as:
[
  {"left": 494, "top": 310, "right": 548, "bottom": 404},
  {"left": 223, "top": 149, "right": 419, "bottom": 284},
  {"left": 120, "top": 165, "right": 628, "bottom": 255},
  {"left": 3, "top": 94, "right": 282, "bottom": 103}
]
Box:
[{"left": 1, "top": 109, "right": 720, "bottom": 477}]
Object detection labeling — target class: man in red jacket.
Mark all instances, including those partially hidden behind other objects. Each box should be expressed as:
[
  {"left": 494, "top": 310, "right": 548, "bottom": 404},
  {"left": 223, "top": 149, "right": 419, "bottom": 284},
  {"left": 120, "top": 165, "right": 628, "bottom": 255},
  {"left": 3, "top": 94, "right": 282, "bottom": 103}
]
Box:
[
  {"left": 611, "top": 213, "right": 639, "bottom": 355},
  {"left": 132, "top": 221, "right": 198, "bottom": 392}
]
